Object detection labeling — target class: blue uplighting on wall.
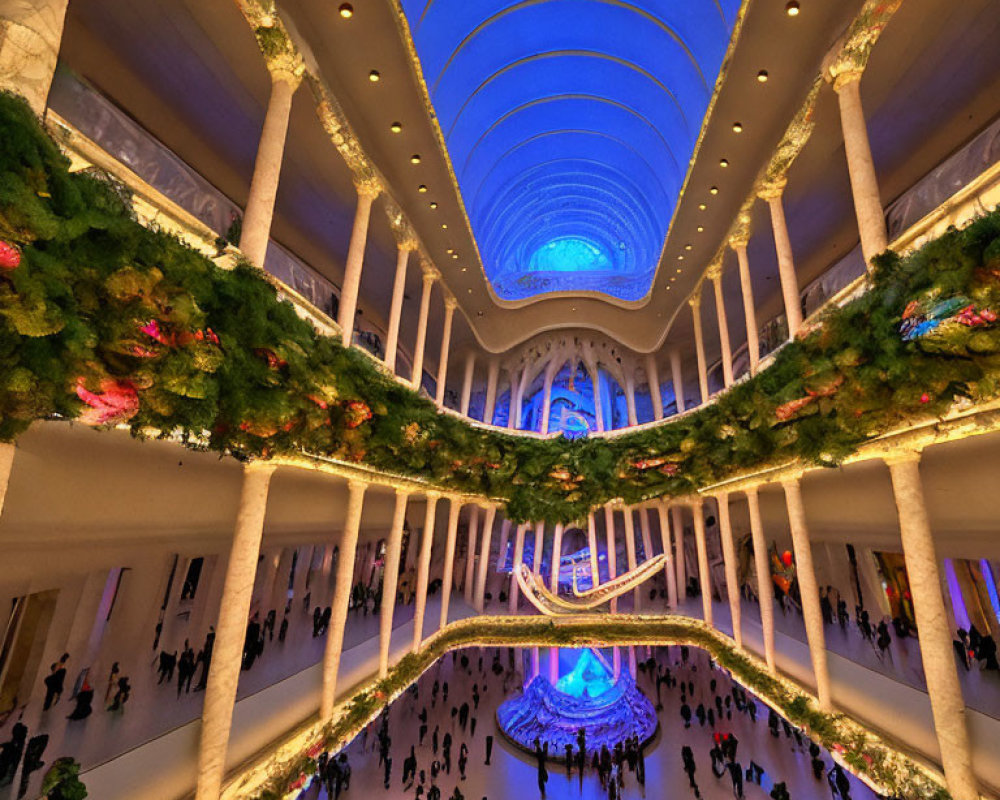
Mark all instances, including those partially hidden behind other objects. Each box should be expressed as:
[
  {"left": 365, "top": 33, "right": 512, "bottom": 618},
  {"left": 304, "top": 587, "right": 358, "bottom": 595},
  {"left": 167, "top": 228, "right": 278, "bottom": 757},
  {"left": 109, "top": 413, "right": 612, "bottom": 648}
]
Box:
[{"left": 400, "top": 0, "right": 742, "bottom": 301}]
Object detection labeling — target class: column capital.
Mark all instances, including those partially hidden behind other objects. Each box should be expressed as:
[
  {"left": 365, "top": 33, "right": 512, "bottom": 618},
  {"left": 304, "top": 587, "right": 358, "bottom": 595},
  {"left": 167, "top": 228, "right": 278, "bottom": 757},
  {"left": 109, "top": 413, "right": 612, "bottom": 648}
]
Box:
[
  {"left": 444, "top": 294, "right": 459, "bottom": 310},
  {"left": 267, "top": 57, "right": 305, "bottom": 89},
  {"left": 346, "top": 477, "right": 368, "bottom": 493},
  {"left": 779, "top": 470, "right": 806, "bottom": 488},
  {"left": 397, "top": 235, "right": 419, "bottom": 253},
  {"left": 728, "top": 212, "right": 753, "bottom": 249},
  {"left": 757, "top": 176, "right": 788, "bottom": 201},
  {"left": 688, "top": 289, "right": 702, "bottom": 309},
  {"left": 425, "top": 490, "right": 442, "bottom": 501},
  {"left": 883, "top": 448, "right": 923, "bottom": 467},
  {"left": 421, "top": 266, "right": 440, "bottom": 283},
  {"left": 354, "top": 175, "right": 382, "bottom": 200},
  {"left": 705, "top": 261, "right": 723, "bottom": 283},
  {"left": 245, "top": 461, "right": 278, "bottom": 477},
  {"left": 830, "top": 66, "right": 864, "bottom": 92}
]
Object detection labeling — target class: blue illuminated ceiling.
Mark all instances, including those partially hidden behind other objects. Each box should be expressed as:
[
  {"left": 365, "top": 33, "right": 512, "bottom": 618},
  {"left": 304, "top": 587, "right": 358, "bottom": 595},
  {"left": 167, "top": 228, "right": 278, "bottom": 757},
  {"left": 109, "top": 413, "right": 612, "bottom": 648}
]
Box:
[{"left": 400, "top": 0, "right": 742, "bottom": 301}]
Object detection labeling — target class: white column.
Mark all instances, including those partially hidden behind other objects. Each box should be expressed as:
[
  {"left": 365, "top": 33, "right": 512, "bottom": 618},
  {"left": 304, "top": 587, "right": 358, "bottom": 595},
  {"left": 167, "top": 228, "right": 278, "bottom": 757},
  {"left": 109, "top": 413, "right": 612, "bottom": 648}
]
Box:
[
  {"left": 339, "top": 181, "right": 380, "bottom": 346},
  {"left": 588, "top": 363, "right": 605, "bottom": 431},
  {"left": 622, "top": 508, "right": 639, "bottom": 610},
  {"left": 834, "top": 72, "right": 888, "bottom": 267},
  {"left": 483, "top": 358, "right": 499, "bottom": 424},
  {"left": 669, "top": 348, "right": 686, "bottom": 414},
  {"left": 624, "top": 371, "right": 638, "bottom": 427},
  {"left": 639, "top": 507, "right": 654, "bottom": 561},
  {"left": 473, "top": 506, "right": 497, "bottom": 611},
  {"left": 716, "top": 493, "right": 741, "bottom": 648},
  {"left": 781, "top": 476, "right": 832, "bottom": 710},
  {"left": 509, "top": 370, "right": 523, "bottom": 431},
  {"left": 586, "top": 513, "right": 600, "bottom": 587},
  {"left": 532, "top": 521, "right": 545, "bottom": 574},
  {"left": 462, "top": 505, "right": 479, "bottom": 605},
  {"left": 691, "top": 498, "right": 712, "bottom": 625},
  {"left": 196, "top": 463, "right": 275, "bottom": 800},
  {"left": 460, "top": 352, "right": 476, "bottom": 416},
  {"left": 732, "top": 240, "right": 760, "bottom": 374},
  {"left": 379, "top": 490, "right": 409, "bottom": 676},
  {"left": 746, "top": 487, "right": 776, "bottom": 672},
  {"left": 549, "top": 647, "right": 559, "bottom": 684},
  {"left": 672, "top": 505, "right": 687, "bottom": 600},
  {"left": 412, "top": 493, "right": 439, "bottom": 651},
  {"left": 690, "top": 294, "right": 709, "bottom": 404},
  {"left": 550, "top": 523, "right": 565, "bottom": 593},
  {"left": 439, "top": 498, "right": 462, "bottom": 629},
  {"left": 656, "top": 503, "right": 679, "bottom": 609},
  {"left": 384, "top": 240, "right": 414, "bottom": 373},
  {"left": 708, "top": 266, "right": 733, "bottom": 388},
  {"left": 495, "top": 518, "right": 512, "bottom": 571},
  {"left": 410, "top": 269, "right": 437, "bottom": 390},
  {"left": 886, "top": 453, "right": 978, "bottom": 800},
  {"left": 0, "top": 0, "right": 69, "bottom": 113},
  {"left": 0, "top": 442, "right": 14, "bottom": 519},
  {"left": 321, "top": 479, "right": 366, "bottom": 719},
  {"left": 540, "top": 364, "right": 556, "bottom": 434},
  {"left": 645, "top": 354, "right": 663, "bottom": 420},
  {"left": 508, "top": 523, "right": 527, "bottom": 613},
  {"left": 238, "top": 68, "right": 302, "bottom": 269},
  {"left": 435, "top": 297, "right": 457, "bottom": 404},
  {"left": 759, "top": 180, "right": 803, "bottom": 338},
  {"left": 604, "top": 505, "right": 618, "bottom": 612}
]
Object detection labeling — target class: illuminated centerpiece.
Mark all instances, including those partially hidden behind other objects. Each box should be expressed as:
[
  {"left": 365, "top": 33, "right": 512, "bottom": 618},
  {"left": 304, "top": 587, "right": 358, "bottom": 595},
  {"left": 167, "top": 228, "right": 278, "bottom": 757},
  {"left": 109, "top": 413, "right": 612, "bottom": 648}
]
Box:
[{"left": 496, "top": 649, "right": 658, "bottom": 758}]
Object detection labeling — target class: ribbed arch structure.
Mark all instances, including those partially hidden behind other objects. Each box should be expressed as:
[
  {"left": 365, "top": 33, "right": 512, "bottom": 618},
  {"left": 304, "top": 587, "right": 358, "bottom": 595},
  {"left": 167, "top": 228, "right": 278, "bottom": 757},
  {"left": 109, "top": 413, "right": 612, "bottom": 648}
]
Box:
[{"left": 401, "top": 0, "right": 741, "bottom": 301}]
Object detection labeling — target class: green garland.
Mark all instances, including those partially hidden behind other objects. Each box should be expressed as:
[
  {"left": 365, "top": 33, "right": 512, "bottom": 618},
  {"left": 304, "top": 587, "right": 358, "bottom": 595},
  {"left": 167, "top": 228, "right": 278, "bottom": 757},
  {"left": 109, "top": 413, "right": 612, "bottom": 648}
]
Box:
[
  {"left": 239, "top": 616, "right": 949, "bottom": 800},
  {"left": 2, "top": 90, "right": 1000, "bottom": 523}
]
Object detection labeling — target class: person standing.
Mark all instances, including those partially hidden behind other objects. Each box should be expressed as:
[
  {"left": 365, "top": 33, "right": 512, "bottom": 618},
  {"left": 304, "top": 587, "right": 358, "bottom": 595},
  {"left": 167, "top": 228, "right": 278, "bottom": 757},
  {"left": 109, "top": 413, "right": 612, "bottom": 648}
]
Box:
[{"left": 484, "top": 734, "right": 493, "bottom": 765}]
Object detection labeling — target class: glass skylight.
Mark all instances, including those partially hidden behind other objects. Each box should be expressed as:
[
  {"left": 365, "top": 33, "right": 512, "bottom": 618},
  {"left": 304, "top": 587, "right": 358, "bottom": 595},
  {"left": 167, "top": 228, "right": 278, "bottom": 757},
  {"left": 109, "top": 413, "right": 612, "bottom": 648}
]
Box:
[{"left": 400, "top": 0, "right": 741, "bottom": 301}]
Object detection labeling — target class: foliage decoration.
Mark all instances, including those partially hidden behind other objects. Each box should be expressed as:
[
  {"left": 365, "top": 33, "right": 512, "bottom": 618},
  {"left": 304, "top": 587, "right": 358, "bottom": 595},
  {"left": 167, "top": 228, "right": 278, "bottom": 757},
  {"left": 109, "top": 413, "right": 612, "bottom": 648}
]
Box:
[
  {"left": 2, "top": 90, "right": 1000, "bottom": 523},
  {"left": 235, "top": 615, "right": 949, "bottom": 800}
]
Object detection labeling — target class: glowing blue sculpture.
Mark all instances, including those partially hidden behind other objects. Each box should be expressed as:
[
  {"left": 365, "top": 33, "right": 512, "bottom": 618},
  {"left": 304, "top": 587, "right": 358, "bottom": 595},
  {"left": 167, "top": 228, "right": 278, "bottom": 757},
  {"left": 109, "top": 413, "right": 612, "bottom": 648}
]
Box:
[{"left": 399, "top": 0, "right": 742, "bottom": 301}]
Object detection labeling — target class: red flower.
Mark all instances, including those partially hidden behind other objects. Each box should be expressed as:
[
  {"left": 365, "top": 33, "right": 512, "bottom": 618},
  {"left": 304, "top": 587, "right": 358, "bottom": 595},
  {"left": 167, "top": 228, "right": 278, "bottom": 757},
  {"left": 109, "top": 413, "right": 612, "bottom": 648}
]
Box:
[
  {"left": 343, "top": 400, "right": 372, "bottom": 429},
  {"left": 75, "top": 378, "right": 140, "bottom": 425},
  {"left": 0, "top": 240, "right": 20, "bottom": 270}
]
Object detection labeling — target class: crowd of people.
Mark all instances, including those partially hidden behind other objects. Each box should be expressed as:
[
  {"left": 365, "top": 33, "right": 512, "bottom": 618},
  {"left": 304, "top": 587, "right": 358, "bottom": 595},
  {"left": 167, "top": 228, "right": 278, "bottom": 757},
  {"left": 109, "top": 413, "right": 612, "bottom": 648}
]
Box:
[{"left": 300, "top": 643, "right": 899, "bottom": 800}]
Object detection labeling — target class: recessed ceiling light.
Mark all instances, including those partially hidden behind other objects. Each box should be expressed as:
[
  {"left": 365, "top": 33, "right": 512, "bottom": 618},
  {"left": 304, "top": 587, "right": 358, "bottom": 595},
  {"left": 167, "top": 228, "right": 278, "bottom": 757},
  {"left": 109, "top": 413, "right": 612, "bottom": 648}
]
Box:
[
  {"left": 571, "top": 307, "right": 577, "bottom": 312},
  {"left": 461, "top": 267, "right": 467, "bottom": 272},
  {"left": 451, "top": 254, "right": 459, "bottom": 259},
  {"left": 338, "top": 3, "right": 354, "bottom": 18},
  {"left": 676, "top": 268, "right": 683, "bottom": 274},
  {"left": 719, "top": 159, "right": 729, "bottom": 168},
  {"left": 698, "top": 203, "right": 707, "bottom": 211},
  {"left": 418, "top": 184, "right": 428, "bottom": 193},
  {"left": 677, "top": 255, "right": 684, "bottom": 261},
  {"left": 786, "top": 1, "right": 800, "bottom": 16},
  {"left": 757, "top": 70, "right": 769, "bottom": 83},
  {"left": 732, "top": 122, "right": 743, "bottom": 133},
  {"left": 390, "top": 121, "right": 402, "bottom": 133},
  {"left": 430, "top": 202, "right": 438, "bottom": 209},
  {"left": 697, "top": 226, "right": 705, "bottom": 232},
  {"left": 369, "top": 70, "right": 380, "bottom": 82},
  {"left": 665, "top": 287, "right": 671, "bottom": 292},
  {"left": 477, "top": 311, "right": 485, "bottom": 317},
  {"left": 468, "top": 289, "right": 473, "bottom": 294},
  {"left": 441, "top": 223, "right": 447, "bottom": 229},
  {"left": 685, "top": 244, "right": 693, "bottom": 250},
  {"left": 670, "top": 276, "right": 677, "bottom": 282},
  {"left": 410, "top": 154, "right": 421, "bottom": 164},
  {"left": 446, "top": 248, "right": 454, "bottom": 254}
]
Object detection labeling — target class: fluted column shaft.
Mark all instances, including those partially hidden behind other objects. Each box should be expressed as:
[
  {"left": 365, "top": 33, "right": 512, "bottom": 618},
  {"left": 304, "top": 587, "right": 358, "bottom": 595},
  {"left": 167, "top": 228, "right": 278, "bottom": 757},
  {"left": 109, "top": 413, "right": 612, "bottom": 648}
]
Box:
[
  {"left": 716, "top": 493, "right": 741, "bottom": 648},
  {"left": 239, "top": 71, "right": 301, "bottom": 269},
  {"left": 624, "top": 373, "right": 638, "bottom": 427},
  {"left": 509, "top": 523, "right": 527, "bottom": 613},
  {"left": 733, "top": 242, "right": 760, "bottom": 374},
  {"left": 483, "top": 358, "right": 499, "bottom": 424},
  {"left": 412, "top": 493, "right": 439, "bottom": 651},
  {"left": 533, "top": 522, "right": 545, "bottom": 574},
  {"left": 746, "top": 487, "right": 776, "bottom": 672},
  {"left": 339, "top": 184, "right": 379, "bottom": 346},
  {"left": 473, "top": 506, "right": 497, "bottom": 611},
  {"left": 379, "top": 490, "right": 409, "bottom": 676},
  {"left": 761, "top": 185, "right": 803, "bottom": 337},
  {"left": 691, "top": 296, "right": 709, "bottom": 404},
  {"left": 463, "top": 505, "right": 480, "bottom": 604},
  {"left": 495, "top": 518, "right": 512, "bottom": 572},
  {"left": 669, "top": 348, "right": 686, "bottom": 414},
  {"left": 384, "top": 242, "right": 413, "bottom": 373},
  {"left": 691, "top": 499, "right": 712, "bottom": 625},
  {"left": 656, "top": 503, "right": 678, "bottom": 609},
  {"left": 588, "top": 364, "right": 605, "bottom": 431},
  {"left": 782, "top": 477, "right": 831, "bottom": 710},
  {"left": 622, "top": 509, "right": 639, "bottom": 609},
  {"left": 321, "top": 479, "right": 366, "bottom": 718},
  {"left": 672, "top": 505, "right": 687, "bottom": 599},
  {"left": 835, "top": 74, "right": 888, "bottom": 267},
  {"left": 439, "top": 499, "right": 461, "bottom": 629},
  {"left": 550, "top": 524, "right": 565, "bottom": 593},
  {"left": 587, "top": 513, "right": 600, "bottom": 586},
  {"left": 460, "top": 352, "right": 476, "bottom": 416},
  {"left": 604, "top": 505, "right": 618, "bottom": 613},
  {"left": 710, "top": 270, "right": 733, "bottom": 387},
  {"left": 435, "top": 299, "right": 456, "bottom": 404},
  {"left": 541, "top": 366, "right": 556, "bottom": 434},
  {"left": 196, "top": 464, "right": 275, "bottom": 800},
  {"left": 645, "top": 354, "right": 663, "bottom": 420},
  {"left": 410, "top": 271, "right": 436, "bottom": 390},
  {"left": 887, "top": 454, "right": 978, "bottom": 800}
]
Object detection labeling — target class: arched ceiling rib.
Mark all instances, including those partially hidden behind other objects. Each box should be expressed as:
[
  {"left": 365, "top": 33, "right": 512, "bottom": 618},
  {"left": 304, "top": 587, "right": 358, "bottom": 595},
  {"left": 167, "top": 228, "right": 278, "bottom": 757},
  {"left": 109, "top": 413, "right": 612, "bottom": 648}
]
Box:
[{"left": 400, "top": 0, "right": 742, "bottom": 302}]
